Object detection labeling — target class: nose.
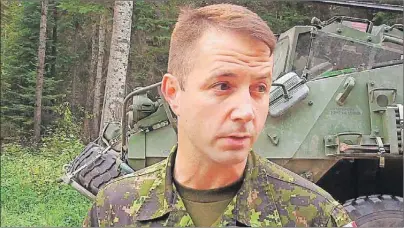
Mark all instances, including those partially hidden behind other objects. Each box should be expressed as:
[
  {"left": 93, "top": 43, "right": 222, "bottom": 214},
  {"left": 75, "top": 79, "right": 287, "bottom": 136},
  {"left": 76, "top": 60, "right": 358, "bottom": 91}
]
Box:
[{"left": 230, "top": 90, "right": 255, "bottom": 123}]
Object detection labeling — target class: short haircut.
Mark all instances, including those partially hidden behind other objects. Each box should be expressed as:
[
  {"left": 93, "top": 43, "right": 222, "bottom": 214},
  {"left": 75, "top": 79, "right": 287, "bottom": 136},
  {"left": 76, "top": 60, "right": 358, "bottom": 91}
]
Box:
[{"left": 167, "top": 3, "right": 276, "bottom": 90}]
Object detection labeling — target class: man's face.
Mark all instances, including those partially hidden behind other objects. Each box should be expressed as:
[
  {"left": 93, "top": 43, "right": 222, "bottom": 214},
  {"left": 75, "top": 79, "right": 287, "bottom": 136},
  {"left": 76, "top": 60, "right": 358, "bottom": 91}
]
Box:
[{"left": 163, "top": 28, "right": 273, "bottom": 166}]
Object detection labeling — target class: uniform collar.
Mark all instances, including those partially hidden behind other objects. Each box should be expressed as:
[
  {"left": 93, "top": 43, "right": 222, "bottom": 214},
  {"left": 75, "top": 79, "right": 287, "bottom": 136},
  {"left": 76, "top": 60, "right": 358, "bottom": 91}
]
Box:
[{"left": 134, "top": 145, "right": 281, "bottom": 226}]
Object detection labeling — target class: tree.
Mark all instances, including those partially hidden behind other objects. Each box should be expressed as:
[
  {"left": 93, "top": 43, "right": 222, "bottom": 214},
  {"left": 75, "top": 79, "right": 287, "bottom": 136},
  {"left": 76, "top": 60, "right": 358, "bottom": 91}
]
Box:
[
  {"left": 33, "top": 0, "right": 49, "bottom": 143},
  {"left": 1, "top": 0, "right": 402, "bottom": 144},
  {"left": 99, "top": 1, "right": 133, "bottom": 133},
  {"left": 83, "top": 22, "right": 98, "bottom": 143},
  {"left": 49, "top": 0, "right": 57, "bottom": 78},
  {"left": 1, "top": 1, "right": 62, "bottom": 142},
  {"left": 56, "top": 0, "right": 107, "bottom": 142},
  {"left": 93, "top": 13, "right": 107, "bottom": 137}
]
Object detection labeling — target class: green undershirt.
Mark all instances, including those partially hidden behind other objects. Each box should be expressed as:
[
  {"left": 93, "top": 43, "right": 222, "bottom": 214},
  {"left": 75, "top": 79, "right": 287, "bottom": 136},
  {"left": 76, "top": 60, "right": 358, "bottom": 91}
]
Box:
[{"left": 173, "top": 177, "right": 243, "bottom": 227}]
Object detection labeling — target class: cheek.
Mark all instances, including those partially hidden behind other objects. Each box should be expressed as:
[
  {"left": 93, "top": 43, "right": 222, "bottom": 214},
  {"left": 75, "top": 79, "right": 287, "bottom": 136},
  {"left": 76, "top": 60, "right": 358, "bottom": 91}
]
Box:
[
  {"left": 255, "top": 102, "right": 269, "bottom": 128},
  {"left": 180, "top": 93, "right": 222, "bottom": 132},
  {"left": 179, "top": 92, "right": 208, "bottom": 122}
]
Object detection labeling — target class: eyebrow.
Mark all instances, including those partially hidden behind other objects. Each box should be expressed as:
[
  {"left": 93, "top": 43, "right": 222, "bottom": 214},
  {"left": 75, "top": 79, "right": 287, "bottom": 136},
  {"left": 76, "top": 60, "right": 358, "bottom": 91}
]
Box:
[
  {"left": 208, "top": 70, "right": 270, "bottom": 81},
  {"left": 210, "top": 71, "right": 236, "bottom": 78}
]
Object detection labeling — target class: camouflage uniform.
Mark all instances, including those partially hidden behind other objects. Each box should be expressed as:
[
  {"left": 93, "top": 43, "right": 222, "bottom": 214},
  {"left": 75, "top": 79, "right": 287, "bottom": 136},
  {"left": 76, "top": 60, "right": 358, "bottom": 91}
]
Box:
[{"left": 83, "top": 145, "right": 353, "bottom": 227}]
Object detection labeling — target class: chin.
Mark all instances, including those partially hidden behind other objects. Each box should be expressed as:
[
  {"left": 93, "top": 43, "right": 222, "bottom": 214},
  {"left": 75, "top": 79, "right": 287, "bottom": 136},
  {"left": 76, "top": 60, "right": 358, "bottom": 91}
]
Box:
[{"left": 210, "top": 149, "right": 250, "bottom": 166}]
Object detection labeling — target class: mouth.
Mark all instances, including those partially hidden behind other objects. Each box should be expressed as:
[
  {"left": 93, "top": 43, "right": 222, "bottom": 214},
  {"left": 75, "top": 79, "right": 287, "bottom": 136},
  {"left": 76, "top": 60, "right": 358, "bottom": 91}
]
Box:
[
  {"left": 227, "top": 135, "right": 251, "bottom": 140},
  {"left": 220, "top": 135, "right": 252, "bottom": 149}
]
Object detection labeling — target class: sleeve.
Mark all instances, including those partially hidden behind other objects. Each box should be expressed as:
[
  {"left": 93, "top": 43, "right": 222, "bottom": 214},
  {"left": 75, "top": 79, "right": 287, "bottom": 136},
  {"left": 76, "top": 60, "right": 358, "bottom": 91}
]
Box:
[
  {"left": 326, "top": 203, "right": 356, "bottom": 227},
  {"left": 83, "top": 203, "right": 100, "bottom": 227}
]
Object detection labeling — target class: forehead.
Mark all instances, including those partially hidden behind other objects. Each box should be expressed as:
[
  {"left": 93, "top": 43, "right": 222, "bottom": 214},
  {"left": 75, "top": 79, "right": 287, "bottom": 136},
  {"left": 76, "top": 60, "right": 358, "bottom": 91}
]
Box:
[
  {"left": 186, "top": 28, "right": 273, "bottom": 81},
  {"left": 196, "top": 28, "right": 272, "bottom": 59}
]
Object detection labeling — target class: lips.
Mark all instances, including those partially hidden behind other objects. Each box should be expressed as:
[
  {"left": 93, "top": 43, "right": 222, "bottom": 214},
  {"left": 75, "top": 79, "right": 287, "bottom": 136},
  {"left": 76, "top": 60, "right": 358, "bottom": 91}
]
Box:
[
  {"left": 221, "top": 135, "right": 251, "bottom": 150},
  {"left": 227, "top": 136, "right": 251, "bottom": 143},
  {"left": 227, "top": 135, "right": 251, "bottom": 141},
  {"left": 227, "top": 134, "right": 251, "bottom": 138}
]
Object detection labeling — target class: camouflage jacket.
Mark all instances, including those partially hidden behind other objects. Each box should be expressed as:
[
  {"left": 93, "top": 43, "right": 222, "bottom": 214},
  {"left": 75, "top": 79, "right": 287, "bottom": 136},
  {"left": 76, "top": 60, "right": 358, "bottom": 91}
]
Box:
[{"left": 83, "top": 146, "right": 353, "bottom": 227}]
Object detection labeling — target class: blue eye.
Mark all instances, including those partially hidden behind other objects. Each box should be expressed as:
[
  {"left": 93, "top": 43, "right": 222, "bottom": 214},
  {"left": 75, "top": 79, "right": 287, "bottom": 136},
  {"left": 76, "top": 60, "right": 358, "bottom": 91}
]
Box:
[
  {"left": 213, "top": 82, "right": 231, "bottom": 90},
  {"left": 257, "top": 84, "right": 267, "bottom": 92},
  {"left": 252, "top": 84, "right": 267, "bottom": 93}
]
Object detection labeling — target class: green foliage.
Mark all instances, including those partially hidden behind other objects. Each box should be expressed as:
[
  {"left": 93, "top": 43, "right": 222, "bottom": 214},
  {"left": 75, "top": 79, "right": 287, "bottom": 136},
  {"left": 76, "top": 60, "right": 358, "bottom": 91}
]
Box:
[
  {"left": 0, "top": 1, "right": 66, "bottom": 142},
  {"left": 1, "top": 1, "right": 41, "bottom": 140},
  {"left": 0, "top": 104, "right": 89, "bottom": 227},
  {"left": 0, "top": 0, "right": 108, "bottom": 142},
  {"left": 42, "top": 102, "right": 84, "bottom": 143},
  {"left": 129, "top": 0, "right": 178, "bottom": 88},
  {"left": 1, "top": 130, "right": 91, "bottom": 226},
  {"left": 58, "top": 0, "right": 105, "bottom": 15},
  {"left": 0, "top": 1, "right": 403, "bottom": 226},
  {"left": 237, "top": 1, "right": 312, "bottom": 34},
  {"left": 1, "top": 103, "right": 90, "bottom": 226},
  {"left": 372, "top": 11, "right": 402, "bottom": 26},
  {"left": 2, "top": 0, "right": 402, "bottom": 143},
  {"left": 126, "top": 0, "right": 318, "bottom": 89}
]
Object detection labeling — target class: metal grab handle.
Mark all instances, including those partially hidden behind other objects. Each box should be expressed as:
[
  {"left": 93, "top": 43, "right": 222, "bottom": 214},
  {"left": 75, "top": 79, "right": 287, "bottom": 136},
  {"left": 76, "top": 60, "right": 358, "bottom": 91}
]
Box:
[
  {"left": 121, "top": 82, "right": 162, "bottom": 154},
  {"left": 272, "top": 83, "right": 291, "bottom": 100},
  {"left": 336, "top": 132, "right": 363, "bottom": 145},
  {"left": 336, "top": 132, "right": 363, "bottom": 137},
  {"left": 336, "top": 77, "right": 355, "bottom": 106}
]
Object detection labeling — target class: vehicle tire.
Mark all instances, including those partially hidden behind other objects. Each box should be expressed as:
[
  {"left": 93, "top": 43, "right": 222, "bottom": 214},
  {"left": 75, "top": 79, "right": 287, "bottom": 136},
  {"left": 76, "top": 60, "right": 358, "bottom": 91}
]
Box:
[
  {"left": 343, "top": 194, "right": 404, "bottom": 227},
  {"left": 68, "top": 142, "right": 124, "bottom": 196}
]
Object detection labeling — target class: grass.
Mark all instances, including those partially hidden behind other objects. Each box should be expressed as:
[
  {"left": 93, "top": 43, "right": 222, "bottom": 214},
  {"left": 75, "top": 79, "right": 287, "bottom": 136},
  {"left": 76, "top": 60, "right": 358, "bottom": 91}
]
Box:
[{"left": 1, "top": 136, "right": 92, "bottom": 227}]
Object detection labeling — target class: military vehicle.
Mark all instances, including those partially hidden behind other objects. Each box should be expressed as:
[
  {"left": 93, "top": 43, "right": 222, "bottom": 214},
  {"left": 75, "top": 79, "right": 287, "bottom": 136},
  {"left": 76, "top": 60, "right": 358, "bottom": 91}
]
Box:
[{"left": 59, "top": 1, "right": 404, "bottom": 226}]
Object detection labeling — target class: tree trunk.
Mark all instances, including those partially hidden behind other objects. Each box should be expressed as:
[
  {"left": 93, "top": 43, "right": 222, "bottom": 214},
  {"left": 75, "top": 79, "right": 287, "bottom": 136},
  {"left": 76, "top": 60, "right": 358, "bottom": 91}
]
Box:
[
  {"left": 83, "top": 23, "right": 98, "bottom": 143},
  {"left": 70, "top": 21, "right": 79, "bottom": 112},
  {"left": 71, "top": 63, "right": 77, "bottom": 109},
  {"left": 93, "top": 13, "right": 107, "bottom": 136},
  {"left": 33, "top": 0, "right": 48, "bottom": 143},
  {"left": 50, "top": 0, "right": 57, "bottom": 78},
  {"left": 100, "top": 1, "right": 133, "bottom": 133}
]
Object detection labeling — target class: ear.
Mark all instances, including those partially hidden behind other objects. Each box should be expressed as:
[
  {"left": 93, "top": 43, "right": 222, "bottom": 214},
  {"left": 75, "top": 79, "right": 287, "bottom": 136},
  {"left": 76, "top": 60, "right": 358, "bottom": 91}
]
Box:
[{"left": 161, "top": 73, "right": 181, "bottom": 116}]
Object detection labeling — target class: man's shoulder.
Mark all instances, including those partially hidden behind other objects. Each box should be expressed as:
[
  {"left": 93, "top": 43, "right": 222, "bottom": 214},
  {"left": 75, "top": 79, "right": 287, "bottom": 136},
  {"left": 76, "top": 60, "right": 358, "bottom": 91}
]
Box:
[
  {"left": 252, "top": 153, "right": 352, "bottom": 226},
  {"left": 87, "top": 159, "right": 169, "bottom": 227},
  {"left": 254, "top": 153, "right": 335, "bottom": 201},
  {"left": 96, "top": 159, "right": 167, "bottom": 202}
]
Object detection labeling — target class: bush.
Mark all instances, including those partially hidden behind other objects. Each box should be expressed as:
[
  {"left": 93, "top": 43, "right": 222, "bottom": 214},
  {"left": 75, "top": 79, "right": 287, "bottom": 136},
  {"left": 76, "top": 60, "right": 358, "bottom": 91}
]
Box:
[{"left": 0, "top": 107, "right": 92, "bottom": 226}]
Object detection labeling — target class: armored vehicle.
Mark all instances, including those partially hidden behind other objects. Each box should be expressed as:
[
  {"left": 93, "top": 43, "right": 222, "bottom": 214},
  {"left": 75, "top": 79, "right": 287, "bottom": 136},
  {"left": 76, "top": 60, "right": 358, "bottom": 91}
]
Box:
[{"left": 60, "top": 4, "right": 404, "bottom": 227}]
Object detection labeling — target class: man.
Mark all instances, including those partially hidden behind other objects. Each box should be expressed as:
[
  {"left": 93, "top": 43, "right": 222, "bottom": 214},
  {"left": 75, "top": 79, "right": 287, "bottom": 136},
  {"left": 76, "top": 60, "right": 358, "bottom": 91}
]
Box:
[{"left": 83, "top": 4, "right": 355, "bottom": 227}]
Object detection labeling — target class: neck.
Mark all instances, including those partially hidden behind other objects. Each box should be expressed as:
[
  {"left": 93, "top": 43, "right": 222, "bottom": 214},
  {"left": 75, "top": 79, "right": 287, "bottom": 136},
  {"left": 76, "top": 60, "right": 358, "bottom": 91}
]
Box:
[{"left": 173, "top": 140, "right": 247, "bottom": 190}]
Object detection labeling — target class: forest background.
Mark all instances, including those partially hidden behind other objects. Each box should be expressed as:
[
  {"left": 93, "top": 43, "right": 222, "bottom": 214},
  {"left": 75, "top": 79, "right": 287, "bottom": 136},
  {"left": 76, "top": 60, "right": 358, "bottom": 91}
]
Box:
[{"left": 1, "top": 0, "right": 402, "bottom": 226}]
